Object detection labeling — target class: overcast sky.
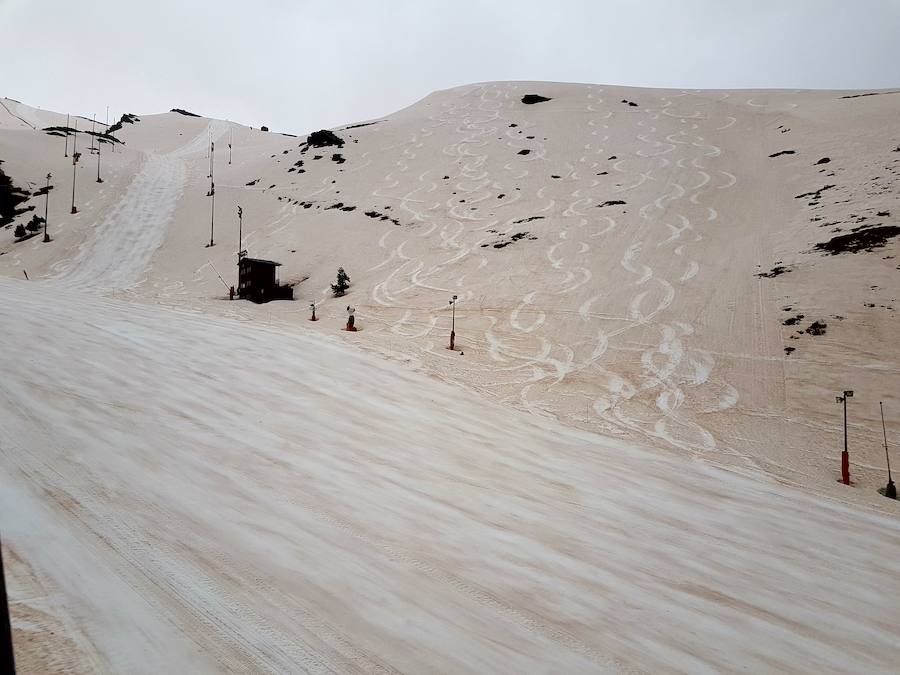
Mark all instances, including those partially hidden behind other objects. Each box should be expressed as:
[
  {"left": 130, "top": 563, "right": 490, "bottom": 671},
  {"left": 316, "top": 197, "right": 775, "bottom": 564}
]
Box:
[{"left": 2, "top": 0, "right": 899, "bottom": 134}]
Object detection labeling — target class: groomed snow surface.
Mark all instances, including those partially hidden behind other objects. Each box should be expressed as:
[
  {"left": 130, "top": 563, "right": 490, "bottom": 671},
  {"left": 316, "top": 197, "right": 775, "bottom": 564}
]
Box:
[{"left": 2, "top": 279, "right": 899, "bottom": 674}]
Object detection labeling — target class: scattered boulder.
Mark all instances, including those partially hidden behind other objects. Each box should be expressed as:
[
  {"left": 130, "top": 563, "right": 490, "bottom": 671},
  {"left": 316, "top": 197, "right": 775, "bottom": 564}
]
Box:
[
  {"left": 307, "top": 129, "right": 345, "bottom": 148},
  {"left": 170, "top": 108, "right": 200, "bottom": 117},
  {"left": 816, "top": 157, "right": 831, "bottom": 165},
  {"left": 769, "top": 150, "right": 796, "bottom": 158},
  {"left": 521, "top": 94, "right": 551, "bottom": 105},
  {"left": 517, "top": 149, "right": 530, "bottom": 156},
  {"left": 805, "top": 321, "right": 827, "bottom": 336},
  {"left": 814, "top": 225, "right": 900, "bottom": 255}
]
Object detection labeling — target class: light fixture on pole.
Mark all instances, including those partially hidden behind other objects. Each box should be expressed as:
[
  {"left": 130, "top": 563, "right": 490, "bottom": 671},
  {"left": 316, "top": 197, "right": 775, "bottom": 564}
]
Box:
[
  {"left": 96, "top": 129, "right": 103, "bottom": 183},
  {"left": 237, "top": 205, "right": 244, "bottom": 259},
  {"left": 835, "top": 390, "right": 854, "bottom": 485},
  {"left": 881, "top": 402, "right": 896, "bottom": 499},
  {"left": 206, "top": 141, "right": 215, "bottom": 247},
  {"left": 448, "top": 294, "right": 458, "bottom": 350},
  {"left": 70, "top": 119, "right": 80, "bottom": 215},
  {"left": 43, "top": 173, "right": 51, "bottom": 242}
]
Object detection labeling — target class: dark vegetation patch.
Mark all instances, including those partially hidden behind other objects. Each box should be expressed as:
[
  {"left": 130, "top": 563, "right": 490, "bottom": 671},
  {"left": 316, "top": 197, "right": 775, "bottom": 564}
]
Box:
[
  {"left": 597, "top": 200, "right": 626, "bottom": 208},
  {"left": 621, "top": 99, "right": 638, "bottom": 107},
  {"left": 769, "top": 150, "right": 796, "bottom": 158},
  {"left": 331, "top": 153, "right": 345, "bottom": 164},
  {"left": 551, "top": 175, "right": 561, "bottom": 179},
  {"left": 287, "top": 160, "right": 305, "bottom": 174},
  {"left": 840, "top": 91, "right": 900, "bottom": 99},
  {"left": 805, "top": 321, "right": 827, "bottom": 336},
  {"left": 246, "top": 179, "right": 259, "bottom": 186},
  {"left": 325, "top": 202, "right": 356, "bottom": 212},
  {"left": 512, "top": 216, "right": 545, "bottom": 224},
  {"left": 31, "top": 184, "right": 54, "bottom": 198},
  {"left": 877, "top": 210, "right": 890, "bottom": 217},
  {"left": 364, "top": 210, "right": 401, "bottom": 226},
  {"left": 521, "top": 94, "right": 551, "bottom": 104},
  {"left": 816, "top": 157, "right": 830, "bottom": 165},
  {"left": 307, "top": 129, "right": 345, "bottom": 148},
  {"left": 517, "top": 149, "right": 530, "bottom": 156},
  {"left": 0, "top": 160, "right": 31, "bottom": 228},
  {"left": 814, "top": 225, "right": 900, "bottom": 255},
  {"left": 170, "top": 108, "right": 200, "bottom": 117},
  {"left": 482, "top": 231, "right": 539, "bottom": 248},
  {"left": 343, "top": 121, "right": 382, "bottom": 129},
  {"left": 795, "top": 185, "right": 835, "bottom": 204},
  {"left": 782, "top": 314, "right": 805, "bottom": 326},
  {"left": 42, "top": 126, "right": 123, "bottom": 145},
  {"left": 784, "top": 347, "right": 795, "bottom": 355},
  {"left": 757, "top": 265, "right": 791, "bottom": 278},
  {"left": 777, "top": 125, "right": 790, "bottom": 133},
  {"left": 106, "top": 113, "right": 139, "bottom": 135}
]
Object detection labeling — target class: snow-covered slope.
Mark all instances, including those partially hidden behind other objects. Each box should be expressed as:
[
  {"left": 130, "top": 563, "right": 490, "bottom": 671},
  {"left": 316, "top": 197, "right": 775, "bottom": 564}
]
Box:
[
  {"left": 2, "top": 82, "right": 900, "bottom": 672},
  {"left": 5, "top": 83, "right": 898, "bottom": 506},
  {"left": 2, "top": 278, "right": 899, "bottom": 674}
]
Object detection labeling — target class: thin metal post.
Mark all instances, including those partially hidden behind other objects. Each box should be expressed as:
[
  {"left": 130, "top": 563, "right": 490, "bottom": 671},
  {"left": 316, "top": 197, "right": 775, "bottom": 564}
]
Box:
[
  {"left": 43, "top": 173, "right": 51, "bottom": 242},
  {"left": 70, "top": 121, "right": 78, "bottom": 214},
  {"left": 96, "top": 130, "right": 103, "bottom": 183},
  {"left": 882, "top": 402, "right": 896, "bottom": 499},
  {"left": 207, "top": 141, "right": 215, "bottom": 247},
  {"left": 64, "top": 113, "right": 69, "bottom": 157}
]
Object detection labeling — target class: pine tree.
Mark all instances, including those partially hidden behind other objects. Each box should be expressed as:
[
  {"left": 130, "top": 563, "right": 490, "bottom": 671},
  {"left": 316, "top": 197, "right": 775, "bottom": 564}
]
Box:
[{"left": 331, "top": 267, "right": 350, "bottom": 297}]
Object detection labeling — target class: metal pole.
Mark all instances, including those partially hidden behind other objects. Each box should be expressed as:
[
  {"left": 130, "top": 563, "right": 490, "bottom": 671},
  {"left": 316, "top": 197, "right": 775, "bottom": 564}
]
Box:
[
  {"left": 96, "top": 130, "right": 103, "bottom": 183},
  {"left": 43, "top": 173, "right": 51, "bottom": 242},
  {"left": 208, "top": 142, "right": 215, "bottom": 247},
  {"left": 70, "top": 121, "right": 78, "bottom": 214},
  {"left": 237, "top": 205, "right": 242, "bottom": 258},
  {"left": 64, "top": 113, "right": 69, "bottom": 157},
  {"left": 90, "top": 113, "right": 96, "bottom": 154},
  {"left": 449, "top": 295, "right": 457, "bottom": 350},
  {"left": 882, "top": 402, "right": 896, "bottom": 499},
  {"left": 842, "top": 395, "right": 849, "bottom": 485}
]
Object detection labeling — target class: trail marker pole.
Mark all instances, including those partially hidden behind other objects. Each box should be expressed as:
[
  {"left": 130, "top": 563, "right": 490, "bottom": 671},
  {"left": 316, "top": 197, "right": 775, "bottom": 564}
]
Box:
[
  {"left": 882, "top": 402, "right": 896, "bottom": 499},
  {"left": 310, "top": 302, "right": 318, "bottom": 321},
  {"left": 96, "top": 130, "right": 103, "bottom": 183},
  {"left": 70, "top": 121, "right": 80, "bottom": 215},
  {"left": 836, "top": 390, "right": 854, "bottom": 485},
  {"left": 206, "top": 141, "right": 215, "bottom": 247},
  {"left": 448, "top": 294, "right": 458, "bottom": 350},
  {"left": 64, "top": 113, "right": 69, "bottom": 157},
  {"left": 229, "top": 128, "right": 233, "bottom": 165},
  {"left": 43, "top": 173, "right": 51, "bottom": 242}
]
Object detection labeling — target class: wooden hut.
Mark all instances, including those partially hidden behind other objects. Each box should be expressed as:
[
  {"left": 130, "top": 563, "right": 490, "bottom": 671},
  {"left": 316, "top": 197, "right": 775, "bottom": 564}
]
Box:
[{"left": 238, "top": 257, "right": 293, "bottom": 303}]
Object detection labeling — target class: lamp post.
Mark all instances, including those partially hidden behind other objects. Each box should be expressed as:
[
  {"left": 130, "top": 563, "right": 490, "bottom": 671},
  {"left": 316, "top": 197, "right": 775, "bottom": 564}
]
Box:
[
  {"left": 96, "top": 129, "right": 103, "bottom": 183},
  {"left": 448, "top": 294, "right": 458, "bottom": 350},
  {"left": 310, "top": 302, "right": 318, "bottom": 321},
  {"left": 835, "top": 390, "right": 854, "bottom": 485},
  {"left": 881, "top": 402, "right": 896, "bottom": 499},
  {"left": 43, "top": 172, "right": 51, "bottom": 242},
  {"left": 206, "top": 141, "right": 215, "bottom": 248},
  {"left": 237, "top": 205, "right": 243, "bottom": 259}
]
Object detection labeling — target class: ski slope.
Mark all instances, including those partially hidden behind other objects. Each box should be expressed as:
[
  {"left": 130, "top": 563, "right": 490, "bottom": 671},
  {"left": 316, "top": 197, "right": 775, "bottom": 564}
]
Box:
[{"left": 2, "top": 278, "right": 899, "bottom": 674}]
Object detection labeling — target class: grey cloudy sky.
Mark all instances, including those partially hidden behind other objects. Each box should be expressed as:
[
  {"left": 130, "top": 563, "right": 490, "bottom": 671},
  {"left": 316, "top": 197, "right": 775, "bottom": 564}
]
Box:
[{"left": 2, "top": 0, "right": 899, "bottom": 134}]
